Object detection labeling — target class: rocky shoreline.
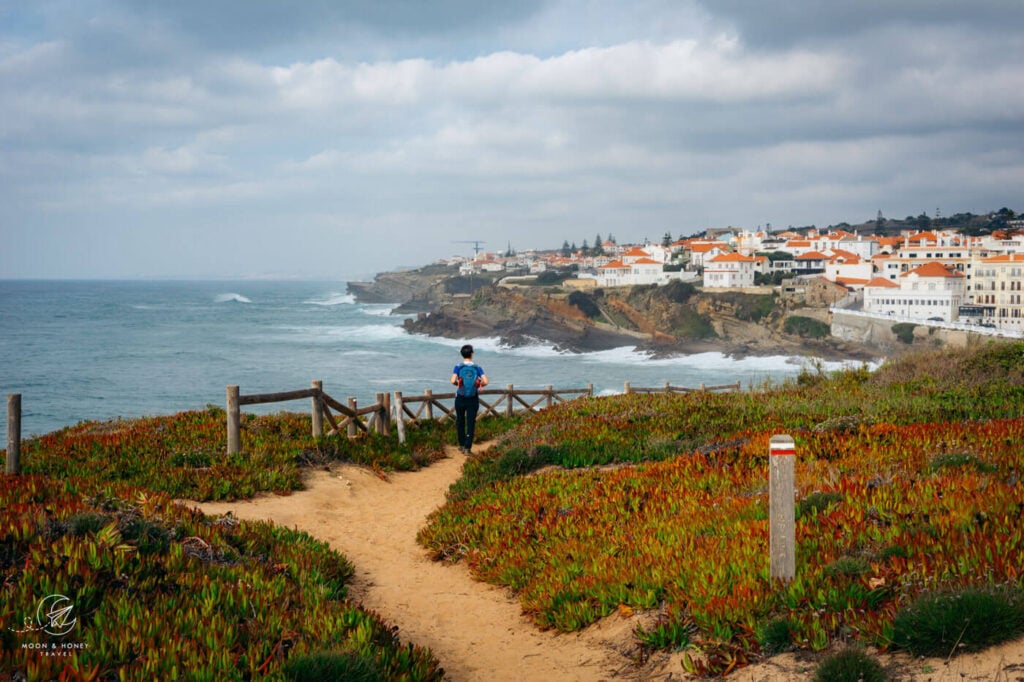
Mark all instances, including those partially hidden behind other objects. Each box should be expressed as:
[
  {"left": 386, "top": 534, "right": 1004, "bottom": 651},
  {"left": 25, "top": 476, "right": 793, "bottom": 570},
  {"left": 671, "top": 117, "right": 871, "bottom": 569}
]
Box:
[{"left": 349, "top": 268, "right": 883, "bottom": 363}]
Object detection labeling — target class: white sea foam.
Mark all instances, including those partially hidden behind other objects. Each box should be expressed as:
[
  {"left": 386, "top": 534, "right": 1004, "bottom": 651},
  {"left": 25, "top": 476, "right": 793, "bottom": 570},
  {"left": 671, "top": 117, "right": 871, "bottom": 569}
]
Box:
[
  {"left": 360, "top": 305, "right": 399, "bottom": 317},
  {"left": 574, "top": 347, "right": 865, "bottom": 373},
  {"left": 305, "top": 292, "right": 355, "bottom": 306},
  {"left": 275, "top": 323, "right": 408, "bottom": 345},
  {"left": 215, "top": 293, "right": 252, "bottom": 304}
]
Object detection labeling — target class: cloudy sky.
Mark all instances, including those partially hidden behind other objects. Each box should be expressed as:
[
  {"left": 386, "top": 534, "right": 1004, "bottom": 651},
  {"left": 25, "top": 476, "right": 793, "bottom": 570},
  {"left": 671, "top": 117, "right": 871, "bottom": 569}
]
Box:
[{"left": 2, "top": 1, "right": 1022, "bottom": 279}]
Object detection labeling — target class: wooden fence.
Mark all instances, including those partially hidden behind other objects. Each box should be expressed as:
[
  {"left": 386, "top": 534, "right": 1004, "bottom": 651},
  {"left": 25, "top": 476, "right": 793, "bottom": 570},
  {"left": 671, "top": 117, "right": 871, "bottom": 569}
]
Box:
[
  {"left": 393, "top": 384, "right": 594, "bottom": 443},
  {"left": 0, "top": 380, "right": 744, "bottom": 471},
  {"left": 227, "top": 380, "right": 744, "bottom": 449},
  {"left": 225, "top": 381, "right": 392, "bottom": 455}
]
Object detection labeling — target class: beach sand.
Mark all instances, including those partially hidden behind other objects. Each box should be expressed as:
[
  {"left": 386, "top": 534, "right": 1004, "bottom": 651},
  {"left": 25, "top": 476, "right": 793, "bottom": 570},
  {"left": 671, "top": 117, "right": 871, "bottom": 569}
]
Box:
[{"left": 194, "top": 443, "right": 1024, "bottom": 681}]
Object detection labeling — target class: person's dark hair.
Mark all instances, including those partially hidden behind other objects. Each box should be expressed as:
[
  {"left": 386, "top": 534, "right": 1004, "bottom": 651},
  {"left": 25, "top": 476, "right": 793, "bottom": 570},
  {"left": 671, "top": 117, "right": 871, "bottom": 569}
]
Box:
[{"left": 460, "top": 344, "right": 474, "bottom": 359}]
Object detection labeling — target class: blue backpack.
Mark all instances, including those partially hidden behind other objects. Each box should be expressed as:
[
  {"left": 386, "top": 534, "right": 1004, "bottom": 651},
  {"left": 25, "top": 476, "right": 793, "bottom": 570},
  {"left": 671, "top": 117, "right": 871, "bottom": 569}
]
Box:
[{"left": 456, "top": 364, "right": 481, "bottom": 397}]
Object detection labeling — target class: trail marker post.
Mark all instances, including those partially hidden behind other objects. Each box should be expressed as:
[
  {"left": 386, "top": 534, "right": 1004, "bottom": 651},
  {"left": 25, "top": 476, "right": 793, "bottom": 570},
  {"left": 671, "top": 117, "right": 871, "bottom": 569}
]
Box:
[{"left": 769, "top": 434, "right": 796, "bottom": 581}]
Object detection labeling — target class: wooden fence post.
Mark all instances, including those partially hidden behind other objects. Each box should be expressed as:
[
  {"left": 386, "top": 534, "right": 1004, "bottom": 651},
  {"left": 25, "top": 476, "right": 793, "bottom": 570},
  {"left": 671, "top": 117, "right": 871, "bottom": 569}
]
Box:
[
  {"left": 587, "top": 383, "right": 594, "bottom": 397},
  {"left": 424, "top": 389, "right": 434, "bottom": 420},
  {"left": 769, "top": 434, "right": 796, "bottom": 581},
  {"left": 394, "top": 392, "right": 406, "bottom": 444},
  {"left": 624, "top": 381, "right": 631, "bottom": 394},
  {"left": 372, "top": 393, "right": 383, "bottom": 435},
  {"left": 664, "top": 380, "right": 671, "bottom": 393},
  {"left": 347, "top": 398, "right": 358, "bottom": 438},
  {"left": 6, "top": 394, "right": 21, "bottom": 475},
  {"left": 311, "top": 380, "right": 323, "bottom": 438},
  {"left": 226, "top": 385, "right": 240, "bottom": 455},
  {"left": 382, "top": 392, "right": 391, "bottom": 436},
  {"left": 506, "top": 384, "right": 514, "bottom": 417},
  {"left": 546, "top": 385, "right": 553, "bottom": 409}
]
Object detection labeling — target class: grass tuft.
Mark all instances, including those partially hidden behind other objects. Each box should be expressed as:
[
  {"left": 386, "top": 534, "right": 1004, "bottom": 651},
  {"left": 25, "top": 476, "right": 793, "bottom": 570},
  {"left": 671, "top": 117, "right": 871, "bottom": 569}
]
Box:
[
  {"left": 892, "top": 585, "right": 1024, "bottom": 658},
  {"left": 812, "top": 646, "right": 888, "bottom": 682}
]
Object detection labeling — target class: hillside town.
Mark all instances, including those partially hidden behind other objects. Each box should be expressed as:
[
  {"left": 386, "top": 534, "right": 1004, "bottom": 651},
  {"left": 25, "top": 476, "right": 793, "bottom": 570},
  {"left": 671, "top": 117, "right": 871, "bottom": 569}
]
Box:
[{"left": 441, "top": 218, "right": 1024, "bottom": 337}]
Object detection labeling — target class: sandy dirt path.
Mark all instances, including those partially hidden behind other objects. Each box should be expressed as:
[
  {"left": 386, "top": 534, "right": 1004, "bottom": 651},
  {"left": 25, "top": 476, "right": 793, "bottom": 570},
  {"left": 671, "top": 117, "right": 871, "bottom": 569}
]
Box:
[
  {"left": 194, "top": 443, "right": 1024, "bottom": 681},
  {"left": 196, "top": 444, "right": 643, "bottom": 681}
]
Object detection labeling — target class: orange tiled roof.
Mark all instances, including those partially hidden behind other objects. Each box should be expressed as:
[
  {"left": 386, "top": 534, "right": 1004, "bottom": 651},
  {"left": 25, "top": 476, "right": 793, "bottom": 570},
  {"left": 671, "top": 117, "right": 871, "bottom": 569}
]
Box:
[
  {"left": 599, "top": 260, "right": 627, "bottom": 269},
  {"left": 904, "top": 262, "right": 963, "bottom": 278},
  {"left": 691, "top": 242, "right": 728, "bottom": 253},
  {"left": 829, "top": 249, "right": 861, "bottom": 262},
  {"left": 797, "top": 251, "right": 829, "bottom": 260},
  {"left": 982, "top": 253, "right": 1024, "bottom": 263},
  {"left": 709, "top": 252, "right": 758, "bottom": 263},
  {"left": 632, "top": 258, "right": 662, "bottom": 265},
  {"left": 866, "top": 277, "right": 899, "bottom": 288}
]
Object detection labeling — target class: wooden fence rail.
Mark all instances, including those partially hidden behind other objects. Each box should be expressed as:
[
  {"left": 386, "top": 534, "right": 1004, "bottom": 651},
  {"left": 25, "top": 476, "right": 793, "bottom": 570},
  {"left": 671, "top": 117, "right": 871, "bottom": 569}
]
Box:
[
  {"left": 6, "top": 394, "right": 20, "bottom": 475},
  {"left": 225, "top": 379, "right": 743, "bottom": 451},
  {"left": 624, "top": 381, "right": 741, "bottom": 395},
  {"left": 226, "top": 382, "right": 390, "bottom": 454}
]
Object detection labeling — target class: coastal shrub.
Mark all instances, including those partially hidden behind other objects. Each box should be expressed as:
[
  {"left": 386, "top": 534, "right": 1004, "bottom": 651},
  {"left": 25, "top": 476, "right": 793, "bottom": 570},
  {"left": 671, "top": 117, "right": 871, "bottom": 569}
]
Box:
[
  {"left": 783, "top": 315, "right": 831, "bottom": 339},
  {"left": 567, "top": 291, "right": 602, "bottom": 318},
  {"left": 0, "top": 475, "right": 443, "bottom": 681},
  {"left": 15, "top": 407, "right": 447, "bottom": 501},
  {"left": 891, "top": 585, "right": 1024, "bottom": 657},
  {"left": 892, "top": 322, "right": 917, "bottom": 344},
  {"left": 812, "top": 647, "right": 888, "bottom": 682},
  {"left": 662, "top": 280, "right": 698, "bottom": 304},
  {"left": 716, "top": 292, "right": 777, "bottom": 322}
]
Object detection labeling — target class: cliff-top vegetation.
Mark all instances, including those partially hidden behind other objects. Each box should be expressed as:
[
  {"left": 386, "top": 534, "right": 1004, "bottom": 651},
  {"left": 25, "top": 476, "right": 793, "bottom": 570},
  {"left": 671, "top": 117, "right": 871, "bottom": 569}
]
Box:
[{"left": 3, "top": 341, "right": 1023, "bottom": 678}]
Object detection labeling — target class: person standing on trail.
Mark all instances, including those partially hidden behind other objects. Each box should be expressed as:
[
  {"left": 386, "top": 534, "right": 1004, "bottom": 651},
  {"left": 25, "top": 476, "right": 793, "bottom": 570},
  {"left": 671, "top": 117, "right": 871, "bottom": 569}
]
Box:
[{"left": 451, "top": 344, "right": 488, "bottom": 454}]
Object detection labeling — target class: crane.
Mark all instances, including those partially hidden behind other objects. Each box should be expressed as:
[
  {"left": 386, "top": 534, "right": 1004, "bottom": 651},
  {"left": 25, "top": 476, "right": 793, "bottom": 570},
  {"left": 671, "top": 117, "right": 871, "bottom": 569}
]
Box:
[{"left": 452, "top": 240, "right": 486, "bottom": 256}]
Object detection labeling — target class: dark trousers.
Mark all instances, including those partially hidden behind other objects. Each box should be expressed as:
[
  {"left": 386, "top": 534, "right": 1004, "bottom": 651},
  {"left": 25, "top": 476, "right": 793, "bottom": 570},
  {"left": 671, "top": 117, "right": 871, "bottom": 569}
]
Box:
[{"left": 454, "top": 395, "right": 479, "bottom": 450}]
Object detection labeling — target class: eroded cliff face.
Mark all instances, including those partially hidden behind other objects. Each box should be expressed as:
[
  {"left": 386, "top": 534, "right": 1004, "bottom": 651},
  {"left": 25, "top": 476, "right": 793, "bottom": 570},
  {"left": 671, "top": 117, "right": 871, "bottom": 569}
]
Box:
[
  {"left": 352, "top": 265, "right": 880, "bottom": 360},
  {"left": 402, "top": 286, "right": 646, "bottom": 352},
  {"left": 401, "top": 281, "right": 878, "bottom": 360}
]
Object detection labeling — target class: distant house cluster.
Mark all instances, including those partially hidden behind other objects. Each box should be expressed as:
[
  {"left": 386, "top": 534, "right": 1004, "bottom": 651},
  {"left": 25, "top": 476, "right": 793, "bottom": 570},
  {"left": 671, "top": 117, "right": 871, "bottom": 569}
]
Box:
[{"left": 440, "top": 225, "right": 1024, "bottom": 334}]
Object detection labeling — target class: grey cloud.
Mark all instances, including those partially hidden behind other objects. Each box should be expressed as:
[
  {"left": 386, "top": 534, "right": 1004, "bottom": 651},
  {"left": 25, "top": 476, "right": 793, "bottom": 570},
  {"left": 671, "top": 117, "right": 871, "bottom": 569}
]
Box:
[{"left": 702, "top": 0, "right": 1024, "bottom": 46}]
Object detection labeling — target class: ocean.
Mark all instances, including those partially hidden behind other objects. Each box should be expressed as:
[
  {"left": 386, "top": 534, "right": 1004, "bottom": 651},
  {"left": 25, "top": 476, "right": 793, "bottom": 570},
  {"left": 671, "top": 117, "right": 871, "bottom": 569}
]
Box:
[{"left": 0, "top": 280, "right": 852, "bottom": 442}]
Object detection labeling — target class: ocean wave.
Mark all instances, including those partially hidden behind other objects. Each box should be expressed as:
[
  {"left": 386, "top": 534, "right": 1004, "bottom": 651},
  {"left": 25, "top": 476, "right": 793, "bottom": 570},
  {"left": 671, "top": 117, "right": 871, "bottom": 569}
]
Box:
[
  {"left": 573, "top": 347, "right": 866, "bottom": 373},
  {"left": 360, "top": 305, "right": 399, "bottom": 317},
  {"left": 214, "top": 293, "right": 252, "bottom": 304},
  {"left": 282, "top": 323, "right": 409, "bottom": 344},
  {"left": 305, "top": 292, "right": 355, "bottom": 306}
]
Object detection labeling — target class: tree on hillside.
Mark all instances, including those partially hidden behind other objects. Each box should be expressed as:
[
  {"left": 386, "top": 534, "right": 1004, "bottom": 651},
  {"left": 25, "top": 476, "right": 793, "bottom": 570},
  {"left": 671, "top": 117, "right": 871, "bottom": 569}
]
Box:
[
  {"left": 662, "top": 231, "right": 672, "bottom": 247},
  {"left": 581, "top": 238, "right": 590, "bottom": 254},
  {"left": 561, "top": 240, "right": 571, "bottom": 257},
  {"left": 594, "top": 234, "right": 604, "bottom": 255}
]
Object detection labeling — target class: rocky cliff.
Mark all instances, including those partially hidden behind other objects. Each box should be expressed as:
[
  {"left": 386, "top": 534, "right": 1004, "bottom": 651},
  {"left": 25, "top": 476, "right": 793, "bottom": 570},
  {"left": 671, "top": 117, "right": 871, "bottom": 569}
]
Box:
[
  {"left": 347, "top": 264, "right": 501, "bottom": 312},
  {"left": 402, "top": 280, "right": 880, "bottom": 361}
]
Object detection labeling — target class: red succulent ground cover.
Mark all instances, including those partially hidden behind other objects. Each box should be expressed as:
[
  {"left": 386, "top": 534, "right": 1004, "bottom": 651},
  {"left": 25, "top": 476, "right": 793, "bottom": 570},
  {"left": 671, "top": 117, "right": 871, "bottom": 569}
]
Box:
[{"left": 420, "top": 343, "right": 1024, "bottom": 675}]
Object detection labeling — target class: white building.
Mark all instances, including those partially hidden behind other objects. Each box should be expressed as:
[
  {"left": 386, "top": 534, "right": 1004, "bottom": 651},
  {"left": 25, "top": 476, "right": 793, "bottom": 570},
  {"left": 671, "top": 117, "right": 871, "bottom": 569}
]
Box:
[
  {"left": 703, "top": 253, "right": 760, "bottom": 288},
  {"left": 863, "top": 261, "right": 965, "bottom": 321},
  {"left": 595, "top": 258, "right": 692, "bottom": 287},
  {"left": 969, "top": 253, "right": 1024, "bottom": 331}
]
